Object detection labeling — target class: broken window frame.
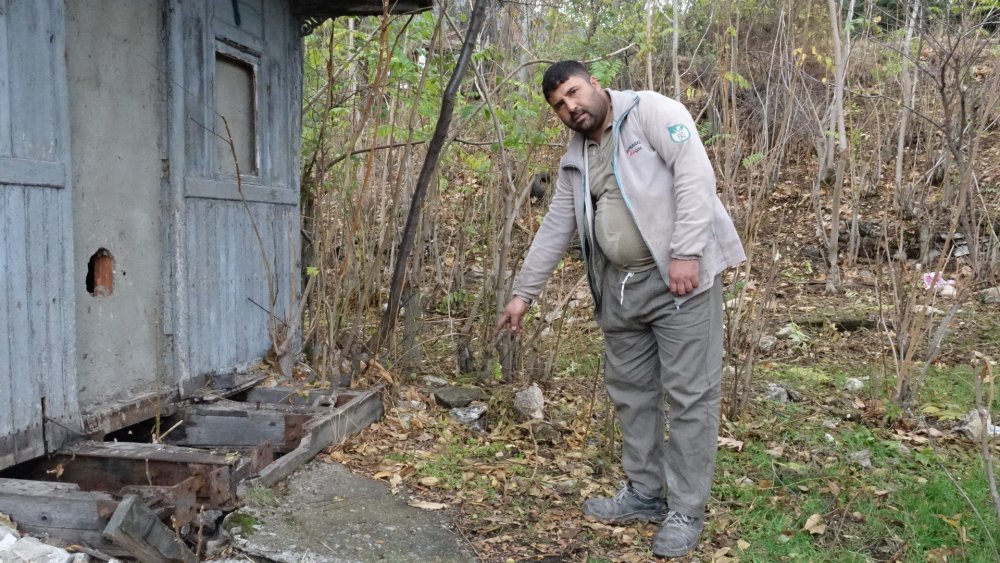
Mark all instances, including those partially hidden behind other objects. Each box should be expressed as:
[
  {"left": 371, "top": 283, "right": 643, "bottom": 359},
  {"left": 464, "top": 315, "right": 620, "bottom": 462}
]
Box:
[{"left": 213, "top": 39, "right": 262, "bottom": 179}]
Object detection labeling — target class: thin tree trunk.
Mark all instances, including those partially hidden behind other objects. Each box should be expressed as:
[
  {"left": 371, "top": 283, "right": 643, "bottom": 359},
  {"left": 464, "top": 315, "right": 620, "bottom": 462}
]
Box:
[
  {"left": 373, "top": 0, "right": 493, "bottom": 355},
  {"left": 824, "top": 0, "right": 854, "bottom": 293},
  {"left": 671, "top": 0, "right": 681, "bottom": 98},
  {"left": 645, "top": 0, "right": 655, "bottom": 90},
  {"left": 894, "top": 0, "right": 921, "bottom": 211}
]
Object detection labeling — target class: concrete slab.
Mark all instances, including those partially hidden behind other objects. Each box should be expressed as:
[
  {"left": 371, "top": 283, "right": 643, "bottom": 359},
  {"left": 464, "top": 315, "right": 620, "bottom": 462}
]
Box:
[{"left": 226, "top": 461, "right": 478, "bottom": 563}]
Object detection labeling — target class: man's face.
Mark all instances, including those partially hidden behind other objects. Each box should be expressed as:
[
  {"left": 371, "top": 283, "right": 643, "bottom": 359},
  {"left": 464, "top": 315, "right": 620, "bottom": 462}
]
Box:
[{"left": 546, "top": 74, "right": 609, "bottom": 137}]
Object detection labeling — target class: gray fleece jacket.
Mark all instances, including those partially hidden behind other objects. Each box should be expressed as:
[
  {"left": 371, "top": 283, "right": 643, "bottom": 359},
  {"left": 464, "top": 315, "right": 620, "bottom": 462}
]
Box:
[{"left": 512, "top": 89, "right": 746, "bottom": 307}]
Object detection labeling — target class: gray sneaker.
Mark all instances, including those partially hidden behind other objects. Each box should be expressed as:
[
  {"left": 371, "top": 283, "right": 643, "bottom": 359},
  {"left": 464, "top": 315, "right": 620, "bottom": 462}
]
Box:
[
  {"left": 581, "top": 482, "right": 667, "bottom": 523},
  {"left": 652, "top": 510, "right": 704, "bottom": 558}
]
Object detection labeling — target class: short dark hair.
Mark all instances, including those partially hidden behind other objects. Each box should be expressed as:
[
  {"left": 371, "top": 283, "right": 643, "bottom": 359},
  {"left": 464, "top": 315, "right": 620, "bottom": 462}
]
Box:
[{"left": 542, "top": 60, "right": 591, "bottom": 99}]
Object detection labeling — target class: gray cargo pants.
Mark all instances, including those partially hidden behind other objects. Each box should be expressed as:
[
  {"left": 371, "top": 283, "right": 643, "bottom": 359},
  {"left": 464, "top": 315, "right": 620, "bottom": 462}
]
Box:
[{"left": 596, "top": 264, "right": 723, "bottom": 518}]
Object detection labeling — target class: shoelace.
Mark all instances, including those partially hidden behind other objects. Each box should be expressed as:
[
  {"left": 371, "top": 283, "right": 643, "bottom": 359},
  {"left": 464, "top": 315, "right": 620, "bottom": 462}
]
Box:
[
  {"left": 664, "top": 510, "right": 695, "bottom": 525},
  {"left": 612, "top": 484, "right": 632, "bottom": 502}
]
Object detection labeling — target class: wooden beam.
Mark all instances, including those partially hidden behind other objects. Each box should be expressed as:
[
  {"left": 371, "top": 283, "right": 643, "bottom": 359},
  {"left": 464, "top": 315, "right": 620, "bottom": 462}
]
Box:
[
  {"left": 10, "top": 441, "right": 242, "bottom": 508},
  {"left": 83, "top": 392, "right": 178, "bottom": 438},
  {"left": 242, "top": 386, "right": 336, "bottom": 407},
  {"left": 165, "top": 399, "right": 328, "bottom": 452},
  {"left": 243, "top": 386, "right": 384, "bottom": 491},
  {"left": 0, "top": 478, "right": 129, "bottom": 557},
  {"left": 103, "top": 495, "right": 195, "bottom": 563}
]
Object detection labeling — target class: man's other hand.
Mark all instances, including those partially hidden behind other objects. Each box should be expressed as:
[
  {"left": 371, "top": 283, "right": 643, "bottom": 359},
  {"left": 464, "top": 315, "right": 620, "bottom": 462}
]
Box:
[
  {"left": 668, "top": 259, "right": 700, "bottom": 296},
  {"left": 495, "top": 297, "right": 531, "bottom": 335}
]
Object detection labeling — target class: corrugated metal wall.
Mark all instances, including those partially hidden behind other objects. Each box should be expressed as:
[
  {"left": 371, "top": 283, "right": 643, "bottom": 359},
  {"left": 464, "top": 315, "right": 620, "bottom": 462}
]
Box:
[{"left": 0, "top": 0, "right": 81, "bottom": 468}]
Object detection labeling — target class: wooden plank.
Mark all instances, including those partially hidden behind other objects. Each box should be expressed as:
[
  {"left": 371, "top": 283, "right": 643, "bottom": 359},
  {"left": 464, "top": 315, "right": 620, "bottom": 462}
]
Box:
[
  {"left": 83, "top": 391, "right": 178, "bottom": 437},
  {"left": 7, "top": 0, "right": 57, "bottom": 162},
  {"left": 186, "top": 200, "right": 202, "bottom": 375},
  {"left": 208, "top": 200, "right": 221, "bottom": 371},
  {"left": 12, "top": 440, "right": 240, "bottom": 509},
  {"left": 0, "top": 157, "right": 65, "bottom": 187},
  {"left": 184, "top": 177, "right": 295, "bottom": 205},
  {"left": 0, "top": 2, "right": 11, "bottom": 157},
  {"left": 223, "top": 203, "right": 235, "bottom": 368},
  {"left": 243, "top": 386, "right": 384, "bottom": 491},
  {"left": 238, "top": 203, "right": 252, "bottom": 363},
  {"left": 243, "top": 386, "right": 336, "bottom": 407},
  {"left": 165, "top": 0, "right": 191, "bottom": 389},
  {"left": 26, "top": 188, "right": 50, "bottom": 413},
  {"left": 6, "top": 186, "right": 44, "bottom": 465},
  {"left": 182, "top": 0, "right": 209, "bottom": 178},
  {"left": 0, "top": 478, "right": 118, "bottom": 534},
  {"left": 62, "top": 440, "right": 236, "bottom": 466},
  {"left": 41, "top": 189, "right": 77, "bottom": 449},
  {"left": 103, "top": 495, "right": 196, "bottom": 563},
  {"left": 0, "top": 187, "right": 12, "bottom": 468},
  {"left": 213, "top": 0, "right": 265, "bottom": 44},
  {"left": 166, "top": 399, "right": 323, "bottom": 452}
]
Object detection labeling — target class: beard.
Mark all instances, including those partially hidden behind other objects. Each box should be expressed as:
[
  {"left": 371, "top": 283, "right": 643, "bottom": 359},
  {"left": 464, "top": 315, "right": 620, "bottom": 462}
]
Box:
[{"left": 566, "top": 110, "right": 598, "bottom": 134}]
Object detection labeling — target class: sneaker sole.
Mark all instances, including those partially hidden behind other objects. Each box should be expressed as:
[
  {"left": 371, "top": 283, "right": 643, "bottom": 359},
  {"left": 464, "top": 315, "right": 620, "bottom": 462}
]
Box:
[
  {"left": 582, "top": 509, "right": 668, "bottom": 524},
  {"left": 652, "top": 544, "right": 697, "bottom": 558}
]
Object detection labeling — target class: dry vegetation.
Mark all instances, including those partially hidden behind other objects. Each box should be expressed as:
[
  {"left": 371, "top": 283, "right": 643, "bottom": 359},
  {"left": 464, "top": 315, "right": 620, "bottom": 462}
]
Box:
[{"left": 285, "top": 0, "right": 1000, "bottom": 560}]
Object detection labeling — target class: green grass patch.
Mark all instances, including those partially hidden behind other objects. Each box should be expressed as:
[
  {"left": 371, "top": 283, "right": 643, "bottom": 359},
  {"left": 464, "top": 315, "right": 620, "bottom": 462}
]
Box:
[
  {"left": 715, "top": 395, "right": 1000, "bottom": 562},
  {"left": 223, "top": 512, "right": 258, "bottom": 537},
  {"left": 415, "top": 437, "right": 526, "bottom": 491}
]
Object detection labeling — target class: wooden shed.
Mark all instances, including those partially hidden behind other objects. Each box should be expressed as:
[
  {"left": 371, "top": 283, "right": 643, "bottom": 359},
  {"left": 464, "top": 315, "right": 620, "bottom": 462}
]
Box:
[{"left": 0, "top": 0, "right": 431, "bottom": 471}]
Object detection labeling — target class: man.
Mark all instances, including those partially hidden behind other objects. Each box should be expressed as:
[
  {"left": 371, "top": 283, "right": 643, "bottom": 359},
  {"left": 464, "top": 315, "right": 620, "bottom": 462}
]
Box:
[{"left": 496, "top": 61, "right": 745, "bottom": 558}]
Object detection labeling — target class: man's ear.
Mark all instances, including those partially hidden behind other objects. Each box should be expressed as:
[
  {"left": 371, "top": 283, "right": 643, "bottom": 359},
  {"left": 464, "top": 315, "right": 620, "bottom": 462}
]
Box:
[{"left": 590, "top": 75, "right": 601, "bottom": 89}]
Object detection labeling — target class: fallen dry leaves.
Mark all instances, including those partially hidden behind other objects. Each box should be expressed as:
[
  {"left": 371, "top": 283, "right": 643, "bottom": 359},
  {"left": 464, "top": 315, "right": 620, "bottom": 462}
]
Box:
[{"left": 325, "top": 381, "right": 701, "bottom": 561}]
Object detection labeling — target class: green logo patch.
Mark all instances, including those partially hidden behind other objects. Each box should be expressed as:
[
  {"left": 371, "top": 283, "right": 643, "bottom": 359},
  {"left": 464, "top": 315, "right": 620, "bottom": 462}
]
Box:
[{"left": 668, "top": 124, "right": 691, "bottom": 143}]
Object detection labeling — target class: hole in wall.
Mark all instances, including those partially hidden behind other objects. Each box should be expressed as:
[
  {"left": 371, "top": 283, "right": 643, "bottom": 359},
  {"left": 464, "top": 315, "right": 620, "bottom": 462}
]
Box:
[{"left": 86, "top": 248, "right": 114, "bottom": 297}]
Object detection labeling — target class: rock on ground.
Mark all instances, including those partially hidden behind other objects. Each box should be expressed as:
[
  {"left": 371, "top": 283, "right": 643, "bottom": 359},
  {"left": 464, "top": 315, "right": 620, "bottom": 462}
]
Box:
[
  {"left": 513, "top": 384, "right": 544, "bottom": 420},
  {"left": 433, "top": 387, "right": 488, "bottom": 408}
]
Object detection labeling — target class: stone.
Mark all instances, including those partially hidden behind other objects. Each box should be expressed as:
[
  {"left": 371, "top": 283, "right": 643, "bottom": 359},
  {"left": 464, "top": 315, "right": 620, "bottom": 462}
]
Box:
[
  {"left": 420, "top": 375, "right": 449, "bottom": 387},
  {"left": 937, "top": 284, "right": 957, "bottom": 298},
  {"left": 958, "top": 409, "right": 999, "bottom": 441},
  {"left": 526, "top": 420, "right": 561, "bottom": 443},
  {"left": 913, "top": 304, "right": 944, "bottom": 316},
  {"left": 0, "top": 531, "right": 17, "bottom": 561},
  {"left": 775, "top": 325, "right": 795, "bottom": 339},
  {"left": 3, "top": 537, "right": 73, "bottom": 563},
  {"left": 764, "top": 383, "right": 788, "bottom": 403},
  {"left": 980, "top": 287, "right": 1000, "bottom": 304},
  {"left": 844, "top": 378, "right": 864, "bottom": 392},
  {"left": 849, "top": 449, "right": 873, "bottom": 469},
  {"left": 449, "top": 405, "right": 487, "bottom": 431},
  {"left": 513, "top": 384, "right": 544, "bottom": 420},
  {"left": 784, "top": 386, "right": 805, "bottom": 402},
  {"left": 0, "top": 526, "right": 18, "bottom": 552},
  {"left": 758, "top": 335, "right": 778, "bottom": 352},
  {"left": 433, "top": 387, "right": 488, "bottom": 408}
]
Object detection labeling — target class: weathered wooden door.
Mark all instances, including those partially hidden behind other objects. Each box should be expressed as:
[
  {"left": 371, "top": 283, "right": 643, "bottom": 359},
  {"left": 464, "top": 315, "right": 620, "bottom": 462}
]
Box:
[
  {"left": 172, "top": 0, "right": 301, "bottom": 392},
  {"left": 0, "top": 0, "right": 81, "bottom": 469}
]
